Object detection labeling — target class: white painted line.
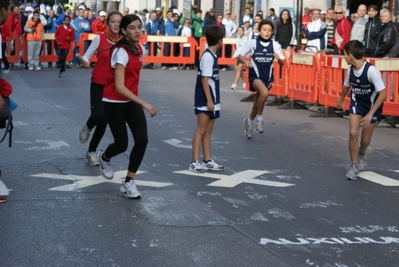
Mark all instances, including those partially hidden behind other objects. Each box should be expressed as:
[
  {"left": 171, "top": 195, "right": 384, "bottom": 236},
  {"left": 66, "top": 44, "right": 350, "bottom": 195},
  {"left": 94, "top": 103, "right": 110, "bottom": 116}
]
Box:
[
  {"left": 395, "top": 170, "right": 399, "bottom": 174},
  {"left": 0, "top": 180, "right": 11, "bottom": 195},
  {"left": 30, "top": 171, "right": 173, "bottom": 191},
  {"left": 360, "top": 171, "right": 399, "bottom": 186},
  {"left": 174, "top": 170, "right": 295, "bottom": 188},
  {"left": 163, "top": 138, "right": 192, "bottom": 149}
]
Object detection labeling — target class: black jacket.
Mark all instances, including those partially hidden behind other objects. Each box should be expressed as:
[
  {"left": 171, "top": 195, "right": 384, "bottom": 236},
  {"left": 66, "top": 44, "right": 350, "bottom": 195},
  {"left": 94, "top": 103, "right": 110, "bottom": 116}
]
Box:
[
  {"left": 364, "top": 16, "right": 381, "bottom": 51},
  {"left": 375, "top": 21, "right": 397, "bottom": 57},
  {"left": 204, "top": 12, "right": 216, "bottom": 28}
]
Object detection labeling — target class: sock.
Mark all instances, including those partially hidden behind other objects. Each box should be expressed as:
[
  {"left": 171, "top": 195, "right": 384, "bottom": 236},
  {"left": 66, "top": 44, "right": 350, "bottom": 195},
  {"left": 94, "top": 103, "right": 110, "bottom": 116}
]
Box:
[
  {"left": 359, "top": 153, "right": 365, "bottom": 157},
  {"left": 256, "top": 115, "right": 263, "bottom": 121},
  {"left": 101, "top": 154, "right": 110, "bottom": 162},
  {"left": 248, "top": 118, "right": 253, "bottom": 124},
  {"left": 204, "top": 159, "right": 210, "bottom": 163},
  {"left": 125, "top": 176, "right": 133, "bottom": 183}
]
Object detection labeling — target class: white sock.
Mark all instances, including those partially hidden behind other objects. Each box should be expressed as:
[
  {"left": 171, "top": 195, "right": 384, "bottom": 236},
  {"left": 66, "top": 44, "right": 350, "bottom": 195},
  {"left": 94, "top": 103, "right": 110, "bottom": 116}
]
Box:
[
  {"left": 256, "top": 115, "right": 263, "bottom": 121},
  {"left": 248, "top": 118, "right": 253, "bottom": 124}
]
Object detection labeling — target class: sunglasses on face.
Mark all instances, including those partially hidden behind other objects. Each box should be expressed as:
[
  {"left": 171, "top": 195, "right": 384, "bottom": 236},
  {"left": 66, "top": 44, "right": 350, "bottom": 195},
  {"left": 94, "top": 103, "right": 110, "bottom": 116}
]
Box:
[{"left": 335, "top": 12, "right": 343, "bottom": 14}]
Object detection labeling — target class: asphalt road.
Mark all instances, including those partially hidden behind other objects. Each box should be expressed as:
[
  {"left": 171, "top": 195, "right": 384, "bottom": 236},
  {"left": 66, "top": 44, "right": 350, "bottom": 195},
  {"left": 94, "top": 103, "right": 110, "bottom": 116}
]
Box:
[{"left": 0, "top": 65, "right": 398, "bottom": 267}]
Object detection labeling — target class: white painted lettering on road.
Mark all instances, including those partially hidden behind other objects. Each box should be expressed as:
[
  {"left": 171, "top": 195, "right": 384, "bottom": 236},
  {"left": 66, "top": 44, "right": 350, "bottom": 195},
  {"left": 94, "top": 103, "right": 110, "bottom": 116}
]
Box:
[
  {"left": 360, "top": 171, "right": 399, "bottom": 186},
  {"left": 174, "top": 170, "right": 295, "bottom": 188},
  {"left": 163, "top": 138, "right": 192, "bottom": 149},
  {"left": 15, "top": 139, "right": 70, "bottom": 151},
  {"left": 259, "top": 237, "right": 399, "bottom": 245},
  {"left": 30, "top": 171, "right": 173, "bottom": 191}
]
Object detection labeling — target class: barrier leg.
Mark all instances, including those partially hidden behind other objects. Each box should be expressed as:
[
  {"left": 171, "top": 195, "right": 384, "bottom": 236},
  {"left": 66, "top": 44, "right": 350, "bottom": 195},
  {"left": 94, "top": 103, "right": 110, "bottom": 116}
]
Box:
[
  {"left": 309, "top": 107, "right": 341, "bottom": 117},
  {"left": 277, "top": 100, "right": 307, "bottom": 109},
  {"left": 266, "top": 96, "right": 289, "bottom": 106}
]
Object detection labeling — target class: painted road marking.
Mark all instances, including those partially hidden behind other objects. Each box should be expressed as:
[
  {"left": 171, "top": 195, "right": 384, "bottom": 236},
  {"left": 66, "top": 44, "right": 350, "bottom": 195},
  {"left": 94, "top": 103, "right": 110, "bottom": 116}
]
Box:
[
  {"left": 30, "top": 171, "right": 173, "bottom": 191},
  {"left": 163, "top": 138, "right": 192, "bottom": 149},
  {"left": 360, "top": 171, "right": 399, "bottom": 186},
  {"left": 15, "top": 139, "right": 70, "bottom": 151},
  {"left": 173, "top": 170, "right": 295, "bottom": 188}
]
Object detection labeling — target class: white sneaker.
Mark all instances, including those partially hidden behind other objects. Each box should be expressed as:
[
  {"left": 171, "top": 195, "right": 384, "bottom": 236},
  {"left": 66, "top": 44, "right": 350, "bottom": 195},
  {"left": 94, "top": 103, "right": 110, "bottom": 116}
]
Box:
[
  {"left": 202, "top": 159, "right": 224, "bottom": 171},
  {"left": 97, "top": 151, "right": 113, "bottom": 179},
  {"left": 242, "top": 83, "right": 246, "bottom": 89},
  {"left": 120, "top": 180, "right": 141, "bottom": 199},
  {"left": 254, "top": 119, "right": 264, "bottom": 134},
  {"left": 189, "top": 161, "right": 204, "bottom": 173},
  {"left": 358, "top": 156, "right": 367, "bottom": 171},
  {"left": 231, "top": 83, "right": 237, "bottom": 90},
  {"left": 243, "top": 117, "right": 253, "bottom": 139},
  {"left": 346, "top": 164, "right": 359, "bottom": 180},
  {"left": 161, "top": 66, "right": 167, "bottom": 70},
  {"left": 79, "top": 123, "right": 92, "bottom": 144},
  {"left": 85, "top": 151, "right": 99, "bottom": 166},
  {"left": 28, "top": 66, "right": 34, "bottom": 71},
  {"left": 35, "top": 65, "right": 42, "bottom": 70}
]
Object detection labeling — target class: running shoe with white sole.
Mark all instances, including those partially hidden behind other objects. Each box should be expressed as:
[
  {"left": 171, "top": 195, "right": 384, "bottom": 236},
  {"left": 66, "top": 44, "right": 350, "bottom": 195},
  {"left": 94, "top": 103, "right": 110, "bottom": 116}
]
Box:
[
  {"left": 189, "top": 161, "right": 205, "bottom": 173},
  {"left": 120, "top": 180, "right": 141, "bottom": 199},
  {"left": 254, "top": 119, "right": 264, "bottom": 134},
  {"left": 86, "top": 151, "right": 100, "bottom": 166},
  {"left": 231, "top": 83, "right": 237, "bottom": 90},
  {"left": 97, "top": 151, "right": 113, "bottom": 179},
  {"left": 358, "top": 156, "right": 367, "bottom": 171},
  {"left": 202, "top": 159, "right": 224, "bottom": 171},
  {"left": 243, "top": 117, "right": 253, "bottom": 139},
  {"left": 79, "top": 122, "right": 92, "bottom": 144},
  {"left": 346, "top": 164, "right": 359, "bottom": 180}
]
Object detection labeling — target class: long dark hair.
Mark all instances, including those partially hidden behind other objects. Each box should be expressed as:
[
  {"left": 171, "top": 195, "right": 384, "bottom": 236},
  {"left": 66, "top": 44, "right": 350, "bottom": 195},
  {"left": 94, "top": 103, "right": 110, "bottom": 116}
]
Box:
[
  {"left": 278, "top": 9, "right": 292, "bottom": 26},
  {"left": 115, "top": 14, "right": 142, "bottom": 56}
]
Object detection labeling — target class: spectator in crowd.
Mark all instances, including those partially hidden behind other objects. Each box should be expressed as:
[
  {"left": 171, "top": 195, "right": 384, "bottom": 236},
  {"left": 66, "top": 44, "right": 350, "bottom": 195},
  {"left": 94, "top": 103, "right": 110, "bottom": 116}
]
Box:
[
  {"left": 1, "top": 15, "right": 11, "bottom": 73},
  {"left": 275, "top": 9, "right": 296, "bottom": 50},
  {"left": 21, "top": 6, "right": 32, "bottom": 33},
  {"left": 144, "top": 12, "right": 159, "bottom": 69},
  {"left": 331, "top": 6, "right": 351, "bottom": 55},
  {"left": 257, "top": 10, "right": 264, "bottom": 19},
  {"left": 374, "top": 9, "right": 397, "bottom": 58},
  {"left": 29, "top": 5, "right": 47, "bottom": 26},
  {"left": 71, "top": 8, "right": 91, "bottom": 68},
  {"left": 177, "top": 18, "right": 193, "bottom": 70},
  {"left": 302, "top": 7, "right": 312, "bottom": 29},
  {"left": 55, "top": 15, "right": 74, "bottom": 78},
  {"left": 242, "top": 20, "right": 252, "bottom": 39},
  {"left": 204, "top": 8, "right": 216, "bottom": 28},
  {"left": 45, "top": 9, "right": 57, "bottom": 68},
  {"left": 240, "top": 8, "right": 253, "bottom": 26},
  {"left": 123, "top": 7, "right": 129, "bottom": 16},
  {"left": 350, "top": 4, "right": 368, "bottom": 41},
  {"left": 215, "top": 14, "right": 228, "bottom": 71},
  {"left": 324, "top": 8, "right": 336, "bottom": 54},
  {"left": 91, "top": 11, "right": 108, "bottom": 34},
  {"left": 265, "top": 8, "right": 279, "bottom": 36},
  {"left": 231, "top": 13, "right": 237, "bottom": 26},
  {"left": 305, "top": 9, "right": 326, "bottom": 52},
  {"left": 155, "top": 7, "right": 163, "bottom": 27},
  {"left": 159, "top": 10, "right": 179, "bottom": 70},
  {"left": 350, "top": 13, "right": 358, "bottom": 25},
  {"left": 192, "top": 9, "right": 204, "bottom": 68},
  {"left": 364, "top": 5, "right": 381, "bottom": 57},
  {"left": 320, "top": 10, "right": 326, "bottom": 21},
  {"left": 392, "top": 13, "right": 399, "bottom": 32},
  {"left": 254, "top": 14, "right": 262, "bottom": 24},
  {"left": 87, "top": 10, "right": 95, "bottom": 24},
  {"left": 55, "top": 5, "right": 70, "bottom": 27},
  {"left": 141, "top": 13, "right": 147, "bottom": 33},
  {"left": 231, "top": 26, "right": 247, "bottom": 90},
  {"left": 250, "top": 21, "right": 259, "bottom": 39},
  {"left": 24, "top": 10, "right": 43, "bottom": 71},
  {"left": 83, "top": 9, "right": 89, "bottom": 19},
  {"left": 223, "top": 11, "right": 236, "bottom": 38},
  {"left": 6, "top": 4, "right": 22, "bottom": 69}
]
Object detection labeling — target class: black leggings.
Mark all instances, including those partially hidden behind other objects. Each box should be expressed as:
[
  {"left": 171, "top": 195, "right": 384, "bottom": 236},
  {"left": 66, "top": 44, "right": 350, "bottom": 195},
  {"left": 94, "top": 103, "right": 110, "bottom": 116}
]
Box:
[
  {"left": 1, "top": 43, "right": 10, "bottom": 69},
  {"left": 58, "top": 48, "right": 68, "bottom": 73},
  {"left": 103, "top": 101, "right": 148, "bottom": 173},
  {"left": 87, "top": 81, "right": 107, "bottom": 152}
]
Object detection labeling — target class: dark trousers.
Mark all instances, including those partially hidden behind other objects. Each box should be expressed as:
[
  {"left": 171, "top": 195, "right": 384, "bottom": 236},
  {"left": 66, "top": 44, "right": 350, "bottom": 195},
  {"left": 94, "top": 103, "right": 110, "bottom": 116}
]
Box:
[
  {"left": 1, "top": 43, "right": 10, "bottom": 69},
  {"left": 86, "top": 81, "right": 107, "bottom": 152},
  {"left": 103, "top": 101, "right": 148, "bottom": 173},
  {"left": 58, "top": 48, "right": 68, "bottom": 73}
]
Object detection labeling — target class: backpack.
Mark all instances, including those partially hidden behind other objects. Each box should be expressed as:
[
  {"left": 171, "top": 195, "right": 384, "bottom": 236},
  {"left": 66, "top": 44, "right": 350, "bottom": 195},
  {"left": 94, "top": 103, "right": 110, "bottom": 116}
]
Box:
[{"left": 0, "top": 97, "right": 13, "bottom": 148}]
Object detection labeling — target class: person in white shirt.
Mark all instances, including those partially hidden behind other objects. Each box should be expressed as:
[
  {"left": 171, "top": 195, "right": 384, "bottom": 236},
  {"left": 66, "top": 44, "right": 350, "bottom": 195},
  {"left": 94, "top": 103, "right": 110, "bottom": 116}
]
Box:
[
  {"left": 304, "top": 9, "right": 327, "bottom": 52},
  {"left": 231, "top": 27, "right": 248, "bottom": 90},
  {"left": 177, "top": 18, "right": 193, "bottom": 70},
  {"left": 222, "top": 11, "right": 237, "bottom": 38}
]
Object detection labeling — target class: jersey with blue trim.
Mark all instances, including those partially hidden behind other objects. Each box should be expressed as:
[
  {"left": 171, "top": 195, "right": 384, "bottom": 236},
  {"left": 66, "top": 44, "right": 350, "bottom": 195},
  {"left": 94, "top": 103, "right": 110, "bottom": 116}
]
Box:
[
  {"left": 194, "top": 49, "right": 221, "bottom": 111},
  {"left": 249, "top": 38, "right": 274, "bottom": 84},
  {"left": 349, "top": 61, "right": 378, "bottom": 105}
]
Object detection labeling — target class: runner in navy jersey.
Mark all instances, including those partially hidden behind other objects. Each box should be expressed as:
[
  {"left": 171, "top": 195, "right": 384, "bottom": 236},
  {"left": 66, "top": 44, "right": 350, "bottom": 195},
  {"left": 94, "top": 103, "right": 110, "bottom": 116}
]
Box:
[
  {"left": 235, "top": 20, "right": 285, "bottom": 139},
  {"left": 337, "top": 40, "right": 386, "bottom": 180}
]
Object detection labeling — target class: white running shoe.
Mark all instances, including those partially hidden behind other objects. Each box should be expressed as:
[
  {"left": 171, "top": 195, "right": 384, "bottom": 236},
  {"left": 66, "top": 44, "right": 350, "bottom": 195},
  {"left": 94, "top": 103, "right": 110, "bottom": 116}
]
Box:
[
  {"left": 189, "top": 161, "right": 205, "bottom": 173},
  {"left": 358, "top": 156, "right": 367, "bottom": 171},
  {"left": 254, "top": 119, "right": 264, "bottom": 134},
  {"left": 242, "top": 83, "right": 246, "bottom": 89},
  {"left": 231, "top": 83, "right": 237, "bottom": 90},
  {"left": 243, "top": 117, "right": 253, "bottom": 139},
  {"left": 120, "top": 180, "right": 141, "bottom": 199},
  {"left": 346, "top": 164, "right": 359, "bottom": 180},
  {"left": 79, "top": 122, "right": 92, "bottom": 144},
  {"left": 86, "top": 151, "right": 99, "bottom": 166},
  {"left": 97, "top": 151, "right": 113, "bottom": 179},
  {"left": 202, "top": 159, "right": 224, "bottom": 171}
]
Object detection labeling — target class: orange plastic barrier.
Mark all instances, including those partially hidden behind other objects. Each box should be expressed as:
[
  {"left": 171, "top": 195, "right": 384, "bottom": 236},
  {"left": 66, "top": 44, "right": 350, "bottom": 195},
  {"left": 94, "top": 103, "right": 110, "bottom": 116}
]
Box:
[
  {"left": 139, "top": 35, "right": 198, "bottom": 65},
  {"left": 287, "top": 51, "right": 320, "bottom": 104},
  {"left": 21, "top": 33, "right": 73, "bottom": 64},
  {"left": 79, "top": 33, "right": 98, "bottom": 62},
  {"left": 198, "top": 37, "right": 236, "bottom": 65},
  {"left": 318, "top": 55, "right": 351, "bottom": 110},
  {"left": 368, "top": 58, "right": 399, "bottom": 116},
  {"left": 5, "top": 32, "right": 21, "bottom": 64}
]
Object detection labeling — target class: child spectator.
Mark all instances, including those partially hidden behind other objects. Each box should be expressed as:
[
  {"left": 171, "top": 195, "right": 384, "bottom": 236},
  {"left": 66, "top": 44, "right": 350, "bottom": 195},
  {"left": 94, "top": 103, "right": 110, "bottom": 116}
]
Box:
[
  {"left": 55, "top": 15, "right": 75, "bottom": 78},
  {"left": 177, "top": 18, "right": 193, "bottom": 70},
  {"left": 231, "top": 27, "right": 247, "bottom": 90},
  {"left": 189, "top": 26, "right": 225, "bottom": 173},
  {"left": 235, "top": 20, "right": 285, "bottom": 139},
  {"left": 24, "top": 10, "right": 43, "bottom": 71}
]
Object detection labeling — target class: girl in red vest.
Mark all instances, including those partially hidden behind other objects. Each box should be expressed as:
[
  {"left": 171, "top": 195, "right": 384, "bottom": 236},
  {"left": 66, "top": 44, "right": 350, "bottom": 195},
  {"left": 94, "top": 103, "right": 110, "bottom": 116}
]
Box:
[
  {"left": 98, "top": 14, "right": 157, "bottom": 199},
  {"left": 78, "top": 11, "right": 123, "bottom": 166}
]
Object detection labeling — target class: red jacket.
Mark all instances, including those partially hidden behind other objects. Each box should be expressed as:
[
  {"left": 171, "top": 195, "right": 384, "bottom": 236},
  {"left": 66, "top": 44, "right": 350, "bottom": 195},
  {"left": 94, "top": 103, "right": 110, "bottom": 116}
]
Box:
[
  {"left": 0, "top": 79, "right": 13, "bottom": 98},
  {"left": 55, "top": 24, "right": 75, "bottom": 49},
  {"left": 331, "top": 18, "right": 351, "bottom": 52},
  {"left": 91, "top": 18, "right": 108, "bottom": 34},
  {"left": 0, "top": 21, "right": 11, "bottom": 43},
  {"left": 7, "top": 12, "right": 22, "bottom": 37}
]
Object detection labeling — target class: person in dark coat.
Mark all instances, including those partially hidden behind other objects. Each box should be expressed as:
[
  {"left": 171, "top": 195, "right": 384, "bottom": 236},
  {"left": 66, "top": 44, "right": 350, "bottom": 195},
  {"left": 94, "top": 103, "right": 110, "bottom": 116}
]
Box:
[
  {"left": 364, "top": 5, "right": 382, "bottom": 57},
  {"left": 374, "top": 9, "right": 397, "bottom": 58}
]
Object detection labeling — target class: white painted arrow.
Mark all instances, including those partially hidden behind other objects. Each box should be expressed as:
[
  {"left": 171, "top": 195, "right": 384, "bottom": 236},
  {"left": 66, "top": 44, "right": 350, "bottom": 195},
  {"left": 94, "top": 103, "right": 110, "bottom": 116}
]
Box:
[
  {"left": 174, "top": 170, "right": 295, "bottom": 188},
  {"left": 360, "top": 171, "right": 399, "bottom": 186},
  {"left": 30, "top": 171, "right": 173, "bottom": 191},
  {"left": 163, "top": 138, "right": 192, "bottom": 149}
]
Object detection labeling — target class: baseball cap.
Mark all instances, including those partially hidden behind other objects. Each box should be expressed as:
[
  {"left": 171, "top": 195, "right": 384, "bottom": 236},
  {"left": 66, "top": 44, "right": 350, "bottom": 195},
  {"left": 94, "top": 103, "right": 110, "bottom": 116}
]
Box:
[
  {"left": 99, "top": 11, "right": 106, "bottom": 17},
  {"left": 156, "top": 7, "right": 161, "bottom": 11},
  {"left": 321, "top": 10, "right": 326, "bottom": 14},
  {"left": 225, "top": 11, "right": 231, "bottom": 15},
  {"left": 304, "top": 7, "right": 309, "bottom": 12},
  {"left": 210, "top": 8, "right": 215, "bottom": 12},
  {"left": 25, "top": 6, "right": 33, "bottom": 12}
]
